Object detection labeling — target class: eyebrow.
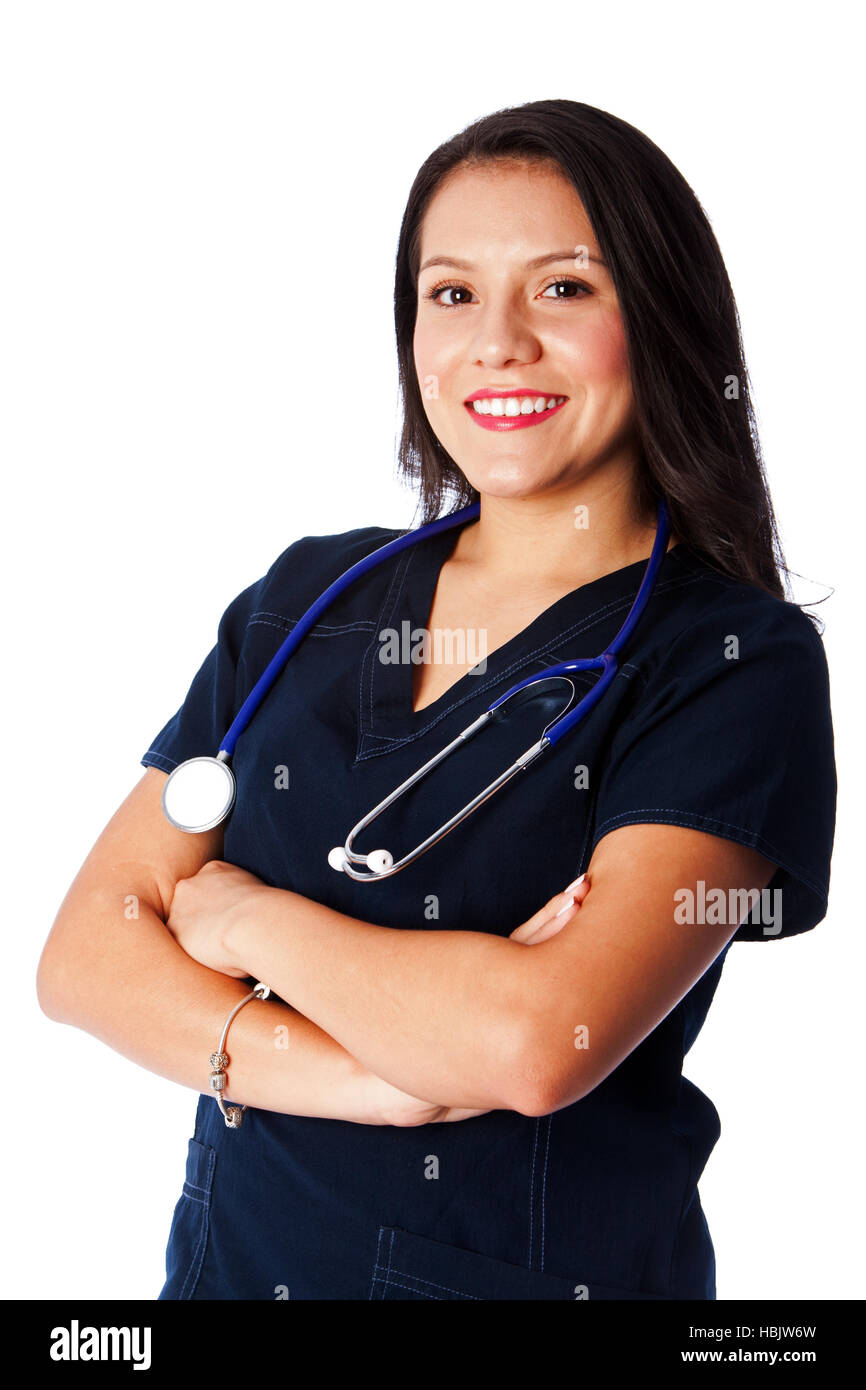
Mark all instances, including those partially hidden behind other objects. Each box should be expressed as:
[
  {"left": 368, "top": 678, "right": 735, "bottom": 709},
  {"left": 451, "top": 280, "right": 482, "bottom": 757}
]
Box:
[{"left": 418, "top": 249, "right": 608, "bottom": 273}]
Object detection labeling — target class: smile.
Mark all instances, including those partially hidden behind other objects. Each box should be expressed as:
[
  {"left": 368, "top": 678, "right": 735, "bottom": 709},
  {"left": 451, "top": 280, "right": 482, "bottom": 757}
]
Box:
[{"left": 463, "top": 392, "right": 568, "bottom": 431}]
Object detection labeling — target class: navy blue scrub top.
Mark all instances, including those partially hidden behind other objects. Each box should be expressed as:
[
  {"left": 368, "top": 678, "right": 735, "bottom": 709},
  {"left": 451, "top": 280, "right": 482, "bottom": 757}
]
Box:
[{"left": 141, "top": 515, "right": 836, "bottom": 1301}]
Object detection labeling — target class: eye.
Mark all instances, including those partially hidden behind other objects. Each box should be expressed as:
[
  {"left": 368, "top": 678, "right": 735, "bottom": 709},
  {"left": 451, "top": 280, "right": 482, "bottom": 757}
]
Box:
[
  {"left": 421, "top": 275, "right": 592, "bottom": 309},
  {"left": 540, "top": 277, "right": 592, "bottom": 300},
  {"left": 424, "top": 280, "right": 476, "bottom": 309}
]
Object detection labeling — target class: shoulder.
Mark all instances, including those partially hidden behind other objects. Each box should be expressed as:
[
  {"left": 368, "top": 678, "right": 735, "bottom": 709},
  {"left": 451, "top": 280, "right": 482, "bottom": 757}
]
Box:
[
  {"left": 637, "top": 547, "right": 828, "bottom": 691},
  {"left": 264, "top": 523, "right": 403, "bottom": 582},
  {"left": 255, "top": 522, "right": 404, "bottom": 611},
  {"left": 208, "top": 524, "right": 404, "bottom": 642}
]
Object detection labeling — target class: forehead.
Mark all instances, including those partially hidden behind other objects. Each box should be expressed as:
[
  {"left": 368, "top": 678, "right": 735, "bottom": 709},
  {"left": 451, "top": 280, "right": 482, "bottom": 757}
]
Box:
[{"left": 418, "top": 160, "right": 599, "bottom": 262}]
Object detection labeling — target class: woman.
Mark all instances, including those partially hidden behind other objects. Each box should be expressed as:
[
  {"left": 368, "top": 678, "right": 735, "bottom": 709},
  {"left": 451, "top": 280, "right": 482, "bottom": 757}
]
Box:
[{"left": 37, "top": 99, "right": 836, "bottom": 1300}]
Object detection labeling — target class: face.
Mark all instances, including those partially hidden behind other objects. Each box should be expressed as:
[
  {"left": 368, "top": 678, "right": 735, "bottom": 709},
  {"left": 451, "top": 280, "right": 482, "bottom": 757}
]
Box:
[{"left": 414, "top": 159, "right": 640, "bottom": 505}]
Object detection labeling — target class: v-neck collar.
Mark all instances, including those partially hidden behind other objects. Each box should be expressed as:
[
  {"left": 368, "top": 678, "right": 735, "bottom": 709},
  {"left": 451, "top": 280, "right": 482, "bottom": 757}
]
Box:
[{"left": 357, "top": 512, "right": 688, "bottom": 755}]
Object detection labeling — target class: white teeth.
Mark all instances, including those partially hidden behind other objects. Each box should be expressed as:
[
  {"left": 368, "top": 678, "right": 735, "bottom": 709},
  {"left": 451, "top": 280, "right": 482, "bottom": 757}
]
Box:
[{"left": 470, "top": 395, "right": 566, "bottom": 416}]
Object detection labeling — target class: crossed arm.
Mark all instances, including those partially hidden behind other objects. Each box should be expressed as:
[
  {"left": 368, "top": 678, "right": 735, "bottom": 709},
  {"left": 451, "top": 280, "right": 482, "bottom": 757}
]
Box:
[
  {"left": 166, "top": 810, "right": 777, "bottom": 1116},
  {"left": 38, "top": 768, "right": 776, "bottom": 1123}
]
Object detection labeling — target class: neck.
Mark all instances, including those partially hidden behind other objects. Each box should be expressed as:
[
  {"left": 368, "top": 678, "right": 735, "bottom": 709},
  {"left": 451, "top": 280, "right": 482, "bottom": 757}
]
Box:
[{"left": 454, "top": 477, "right": 668, "bottom": 594}]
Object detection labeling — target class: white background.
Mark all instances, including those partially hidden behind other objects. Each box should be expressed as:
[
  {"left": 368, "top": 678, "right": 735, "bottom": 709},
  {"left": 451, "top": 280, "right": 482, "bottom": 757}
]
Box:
[{"left": 3, "top": 0, "right": 862, "bottom": 1301}]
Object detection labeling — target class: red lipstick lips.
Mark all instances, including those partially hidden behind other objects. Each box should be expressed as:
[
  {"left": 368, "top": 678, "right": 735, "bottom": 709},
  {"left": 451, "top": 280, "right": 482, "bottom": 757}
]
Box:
[{"left": 464, "top": 388, "right": 568, "bottom": 431}]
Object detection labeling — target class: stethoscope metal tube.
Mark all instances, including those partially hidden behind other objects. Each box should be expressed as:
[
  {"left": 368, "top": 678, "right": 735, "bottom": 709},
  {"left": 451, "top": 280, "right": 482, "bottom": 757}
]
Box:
[
  {"left": 327, "top": 705, "right": 556, "bottom": 882},
  {"left": 327, "top": 662, "right": 621, "bottom": 881}
]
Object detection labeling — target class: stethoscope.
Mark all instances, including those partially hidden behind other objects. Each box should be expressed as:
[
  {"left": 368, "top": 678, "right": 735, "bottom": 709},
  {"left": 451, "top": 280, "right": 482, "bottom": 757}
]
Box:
[{"left": 161, "top": 497, "right": 670, "bottom": 881}]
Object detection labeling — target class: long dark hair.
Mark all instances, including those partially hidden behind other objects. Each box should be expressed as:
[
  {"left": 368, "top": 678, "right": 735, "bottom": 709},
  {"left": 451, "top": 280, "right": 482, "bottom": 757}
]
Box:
[{"left": 394, "top": 98, "right": 791, "bottom": 602}]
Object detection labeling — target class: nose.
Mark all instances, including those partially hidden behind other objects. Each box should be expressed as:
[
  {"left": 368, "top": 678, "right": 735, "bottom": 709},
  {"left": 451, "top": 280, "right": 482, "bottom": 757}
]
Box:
[{"left": 467, "top": 297, "right": 541, "bottom": 370}]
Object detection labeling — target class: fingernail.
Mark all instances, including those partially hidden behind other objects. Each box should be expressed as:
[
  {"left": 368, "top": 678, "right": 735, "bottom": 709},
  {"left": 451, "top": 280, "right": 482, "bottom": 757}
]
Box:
[
  {"left": 563, "top": 873, "right": 586, "bottom": 892},
  {"left": 556, "top": 894, "right": 577, "bottom": 917}
]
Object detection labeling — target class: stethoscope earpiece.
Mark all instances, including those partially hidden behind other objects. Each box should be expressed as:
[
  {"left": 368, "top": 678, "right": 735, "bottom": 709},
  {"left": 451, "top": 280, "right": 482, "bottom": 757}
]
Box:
[
  {"left": 366, "top": 850, "right": 394, "bottom": 875},
  {"left": 327, "top": 846, "right": 394, "bottom": 878}
]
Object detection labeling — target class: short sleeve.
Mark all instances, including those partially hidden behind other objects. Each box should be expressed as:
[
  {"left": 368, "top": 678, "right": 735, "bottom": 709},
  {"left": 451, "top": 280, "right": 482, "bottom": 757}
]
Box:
[
  {"left": 139, "top": 524, "right": 400, "bottom": 777},
  {"left": 589, "top": 597, "right": 836, "bottom": 941},
  {"left": 140, "top": 572, "right": 268, "bottom": 775}
]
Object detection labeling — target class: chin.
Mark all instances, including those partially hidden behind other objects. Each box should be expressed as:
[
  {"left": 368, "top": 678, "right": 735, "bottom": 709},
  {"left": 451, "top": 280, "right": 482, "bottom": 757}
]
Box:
[{"left": 458, "top": 461, "right": 560, "bottom": 497}]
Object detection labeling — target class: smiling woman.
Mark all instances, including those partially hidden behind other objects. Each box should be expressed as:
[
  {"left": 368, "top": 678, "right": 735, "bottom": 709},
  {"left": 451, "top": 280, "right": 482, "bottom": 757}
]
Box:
[{"left": 37, "top": 98, "right": 836, "bottom": 1302}]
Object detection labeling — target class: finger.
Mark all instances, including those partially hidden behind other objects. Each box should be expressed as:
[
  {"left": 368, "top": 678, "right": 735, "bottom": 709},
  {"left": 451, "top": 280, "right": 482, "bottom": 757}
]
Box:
[
  {"left": 509, "top": 874, "right": 590, "bottom": 942},
  {"left": 509, "top": 886, "right": 577, "bottom": 941},
  {"left": 508, "top": 896, "right": 570, "bottom": 942},
  {"left": 566, "top": 875, "right": 591, "bottom": 908},
  {"left": 439, "top": 1107, "right": 492, "bottom": 1122},
  {"left": 521, "top": 898, "right": 581, "bottom": 944}
]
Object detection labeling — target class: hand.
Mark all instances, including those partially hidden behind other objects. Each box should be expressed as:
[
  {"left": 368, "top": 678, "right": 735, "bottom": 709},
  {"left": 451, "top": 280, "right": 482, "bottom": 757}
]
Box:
[
  {"left": 165, "top": 859, "right": 271, "bottom": 978},
  {"left": 509, "top": 873, "right": 591, "bottom": 944},
  {"left": 370, "top": 1072, "right": 491, "bottom": 1127}
]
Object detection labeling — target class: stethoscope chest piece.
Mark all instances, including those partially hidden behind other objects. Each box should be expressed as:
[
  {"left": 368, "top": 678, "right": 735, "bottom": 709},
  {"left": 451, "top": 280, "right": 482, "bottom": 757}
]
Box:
[{"left": 162, "top": 755, "right": 236, "bottom": 833}]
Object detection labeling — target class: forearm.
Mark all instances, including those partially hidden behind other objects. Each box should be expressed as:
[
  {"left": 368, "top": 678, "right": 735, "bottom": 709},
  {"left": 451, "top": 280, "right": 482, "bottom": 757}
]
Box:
[
  {"left": 38, "top": 887, "right": 393, "bottom": 1124},
  {"left": 232, "top": 889, "right": 535, "bottom": 1113}
]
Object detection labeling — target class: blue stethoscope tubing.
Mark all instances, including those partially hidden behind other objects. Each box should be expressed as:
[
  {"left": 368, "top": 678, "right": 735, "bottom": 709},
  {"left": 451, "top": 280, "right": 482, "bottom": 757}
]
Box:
[{"left": 160, "top": 497, "right": 670, "bottom": 880}]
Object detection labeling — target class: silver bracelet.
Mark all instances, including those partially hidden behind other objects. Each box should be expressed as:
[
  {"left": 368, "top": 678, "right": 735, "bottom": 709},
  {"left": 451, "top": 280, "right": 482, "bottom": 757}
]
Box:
[{"left": 209, "top": 982, "right": 271, "bottom": 1129}]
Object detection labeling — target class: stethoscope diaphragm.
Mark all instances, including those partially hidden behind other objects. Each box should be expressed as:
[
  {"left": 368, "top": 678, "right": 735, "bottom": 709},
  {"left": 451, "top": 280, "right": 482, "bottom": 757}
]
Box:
[{"left": 161, "top": 755, "right": 237, "bottom": 833}]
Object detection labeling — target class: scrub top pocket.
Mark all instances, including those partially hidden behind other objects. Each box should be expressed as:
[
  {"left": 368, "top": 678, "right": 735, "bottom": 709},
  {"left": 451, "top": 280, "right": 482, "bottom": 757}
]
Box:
[
  {"left": 158, "top": 1137, "right": 217, "bottom": 1301},
  {"left": 369, "top": 1225, "right": 668, "bottom": 1301}
]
